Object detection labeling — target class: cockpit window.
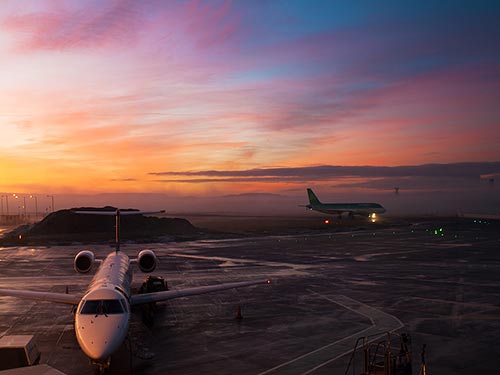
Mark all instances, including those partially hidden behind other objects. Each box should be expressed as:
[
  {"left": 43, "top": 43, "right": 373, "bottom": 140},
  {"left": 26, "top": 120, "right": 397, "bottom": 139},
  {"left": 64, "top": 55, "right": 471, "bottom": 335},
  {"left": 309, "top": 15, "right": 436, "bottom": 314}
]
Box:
[
  {"left": 120, "top": 299, "right": 128, "bottom": 313},
  {"left": 80, "top": 299, "right": 124, "bottom": 315},
  {"left": 80, "top": 300, "right": 99, "bottom": 314}
]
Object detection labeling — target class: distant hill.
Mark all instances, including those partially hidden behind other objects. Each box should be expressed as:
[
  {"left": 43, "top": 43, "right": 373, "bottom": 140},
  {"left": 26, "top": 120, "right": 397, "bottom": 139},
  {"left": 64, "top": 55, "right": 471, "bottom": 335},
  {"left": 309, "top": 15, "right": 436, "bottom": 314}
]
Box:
[{"left": 0, "top": 207, "right": 197, "bottom": 245}]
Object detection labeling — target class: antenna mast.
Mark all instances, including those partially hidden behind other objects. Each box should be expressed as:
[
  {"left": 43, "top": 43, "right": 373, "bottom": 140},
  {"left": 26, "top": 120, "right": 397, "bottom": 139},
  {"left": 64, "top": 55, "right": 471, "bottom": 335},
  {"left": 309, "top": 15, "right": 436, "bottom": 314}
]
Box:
[{"left": 115, "top": 210, "right": 121, "bottom": 252}]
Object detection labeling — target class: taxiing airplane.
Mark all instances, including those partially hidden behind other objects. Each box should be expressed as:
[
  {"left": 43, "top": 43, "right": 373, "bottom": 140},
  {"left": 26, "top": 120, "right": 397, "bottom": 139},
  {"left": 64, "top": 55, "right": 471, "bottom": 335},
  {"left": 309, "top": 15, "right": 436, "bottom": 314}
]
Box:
[
  {"left": 303, "top": 188, "right": 386, "bottom": 220},
  {"left": 0, "top": 209, "right": 270, "bottom": 372}
]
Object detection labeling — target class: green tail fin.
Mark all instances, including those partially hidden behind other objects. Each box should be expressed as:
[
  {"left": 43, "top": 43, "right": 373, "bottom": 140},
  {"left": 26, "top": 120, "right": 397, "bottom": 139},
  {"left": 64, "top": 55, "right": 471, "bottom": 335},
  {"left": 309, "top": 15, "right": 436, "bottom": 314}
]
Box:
[{"left": 307, "top": 188, "right": 321, "bottom": 205}]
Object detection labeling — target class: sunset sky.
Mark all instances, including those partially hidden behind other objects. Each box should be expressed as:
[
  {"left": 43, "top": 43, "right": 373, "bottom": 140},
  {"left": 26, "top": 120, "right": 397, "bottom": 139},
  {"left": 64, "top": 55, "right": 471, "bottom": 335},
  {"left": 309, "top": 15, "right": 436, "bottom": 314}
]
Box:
[{"left": 1, "top": 1, "right": 499, "bottom": 213}]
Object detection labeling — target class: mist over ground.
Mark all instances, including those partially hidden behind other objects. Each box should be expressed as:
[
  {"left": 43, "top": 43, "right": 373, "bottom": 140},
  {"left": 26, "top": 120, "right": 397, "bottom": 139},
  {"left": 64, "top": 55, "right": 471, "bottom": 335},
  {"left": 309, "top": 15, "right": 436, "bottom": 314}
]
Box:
[
  {"left": 18, "top": 183, "right": 498, "bottom": 217},
  {"left": 3, "top": 163, "right": 499, "bottom": 217}
]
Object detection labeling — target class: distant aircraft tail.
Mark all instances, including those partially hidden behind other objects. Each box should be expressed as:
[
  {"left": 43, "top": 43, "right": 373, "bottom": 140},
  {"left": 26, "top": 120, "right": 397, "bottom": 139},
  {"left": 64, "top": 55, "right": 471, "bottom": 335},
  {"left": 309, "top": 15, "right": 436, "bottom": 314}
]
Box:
[{"left": 307, "top": 188, "right": 322, "bottom": 205}]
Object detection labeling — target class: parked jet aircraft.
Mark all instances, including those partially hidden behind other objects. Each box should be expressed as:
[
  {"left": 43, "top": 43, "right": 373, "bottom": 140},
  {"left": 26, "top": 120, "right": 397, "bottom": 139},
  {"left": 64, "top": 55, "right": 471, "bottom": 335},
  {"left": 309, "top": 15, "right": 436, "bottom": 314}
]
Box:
[
  {"left": 0, "top": 209, "right": 270, "bottom": 372},
  {"left": 303, "top": 188, "right": 386, "bottom": 220}
]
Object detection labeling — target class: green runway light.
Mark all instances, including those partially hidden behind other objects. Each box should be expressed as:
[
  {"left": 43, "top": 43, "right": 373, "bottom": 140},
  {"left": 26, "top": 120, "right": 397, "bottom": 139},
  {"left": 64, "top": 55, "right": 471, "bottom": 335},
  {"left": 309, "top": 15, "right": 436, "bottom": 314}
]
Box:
[{"left": 434, "top": 230, "right": 438, "bottom": 235}]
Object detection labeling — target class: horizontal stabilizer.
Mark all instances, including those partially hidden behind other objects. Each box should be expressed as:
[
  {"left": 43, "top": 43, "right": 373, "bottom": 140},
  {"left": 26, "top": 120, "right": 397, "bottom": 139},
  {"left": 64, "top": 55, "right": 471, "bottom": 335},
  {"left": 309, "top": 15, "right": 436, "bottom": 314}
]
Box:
[{"left": 73, "top": 210, "right": 165, "bottom": 216}]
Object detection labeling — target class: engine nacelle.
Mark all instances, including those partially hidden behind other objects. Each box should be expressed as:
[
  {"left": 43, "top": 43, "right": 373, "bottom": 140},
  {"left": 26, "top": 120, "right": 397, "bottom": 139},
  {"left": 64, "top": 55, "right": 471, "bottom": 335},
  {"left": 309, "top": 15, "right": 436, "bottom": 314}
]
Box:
[
  {"left": 74, "top": 250, "right": 95, "bottom": 273},
  {"left": 137, "top": 249, "right": 157, "bottom": 273}
]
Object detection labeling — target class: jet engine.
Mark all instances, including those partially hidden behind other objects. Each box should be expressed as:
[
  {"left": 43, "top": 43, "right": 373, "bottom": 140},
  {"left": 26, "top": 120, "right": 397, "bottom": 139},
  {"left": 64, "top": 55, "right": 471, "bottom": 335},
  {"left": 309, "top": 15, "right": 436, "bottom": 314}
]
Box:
[
  {"left": 137, "top": 249, "right": 157, "bottom": 273},
  {"left": 74, "top": 250, "right": 95, "bottom": 273}
]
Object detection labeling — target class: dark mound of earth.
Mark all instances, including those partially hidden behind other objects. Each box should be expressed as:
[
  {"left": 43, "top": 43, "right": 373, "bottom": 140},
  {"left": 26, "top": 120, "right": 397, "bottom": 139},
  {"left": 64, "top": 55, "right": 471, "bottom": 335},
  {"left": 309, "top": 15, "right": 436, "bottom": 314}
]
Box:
[{"left": 1, "top": 207, "right": 198, "bottom": 245}]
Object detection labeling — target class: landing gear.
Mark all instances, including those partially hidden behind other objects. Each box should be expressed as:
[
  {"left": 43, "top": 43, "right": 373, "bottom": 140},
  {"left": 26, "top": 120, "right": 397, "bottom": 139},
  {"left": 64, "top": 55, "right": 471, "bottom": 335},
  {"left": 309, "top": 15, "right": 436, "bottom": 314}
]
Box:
[
  {"left": 141, "top": 303, "right": 156, "bottom": 327},
  {"left": 92, "top": 357, "right": 111, "bottom": 375},
  {"left": 138, "top": 276, "right": 168, "bottom": 326}
]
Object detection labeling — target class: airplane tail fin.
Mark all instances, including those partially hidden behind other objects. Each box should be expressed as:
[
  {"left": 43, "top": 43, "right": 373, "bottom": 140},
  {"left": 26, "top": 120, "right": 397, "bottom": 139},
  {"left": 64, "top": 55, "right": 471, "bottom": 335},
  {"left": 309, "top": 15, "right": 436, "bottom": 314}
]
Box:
[
  {"left": 307, "top": 188, "right": 322, "bottom": 205},
  {"left": 73, "top": 209, "right": 165, "bottom": 252}
]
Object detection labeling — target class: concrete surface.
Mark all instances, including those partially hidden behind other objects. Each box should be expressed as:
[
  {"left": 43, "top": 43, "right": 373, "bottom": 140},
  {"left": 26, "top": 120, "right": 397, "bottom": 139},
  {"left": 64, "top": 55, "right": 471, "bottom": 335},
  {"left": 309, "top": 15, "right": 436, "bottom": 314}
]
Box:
[{"left": 0, "top": 217, "right": 499, "bottom": 374}]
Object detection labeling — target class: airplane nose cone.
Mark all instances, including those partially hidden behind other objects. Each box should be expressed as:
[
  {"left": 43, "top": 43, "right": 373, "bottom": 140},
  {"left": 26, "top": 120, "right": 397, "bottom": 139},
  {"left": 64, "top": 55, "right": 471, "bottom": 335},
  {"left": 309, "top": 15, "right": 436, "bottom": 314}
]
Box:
[
  {"left": 76, "top": 314, "right": 129, "bottom": 361},
  {"left": 86, "top": 339, "right": 117, "bottom": 361}
]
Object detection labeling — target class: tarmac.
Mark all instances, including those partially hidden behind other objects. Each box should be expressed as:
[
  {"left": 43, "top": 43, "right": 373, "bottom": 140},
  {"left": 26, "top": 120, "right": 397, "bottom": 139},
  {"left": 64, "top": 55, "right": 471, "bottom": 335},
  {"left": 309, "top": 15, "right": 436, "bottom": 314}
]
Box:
[{"left": 0, "top": 215, "right": 499, "bottom": 374}]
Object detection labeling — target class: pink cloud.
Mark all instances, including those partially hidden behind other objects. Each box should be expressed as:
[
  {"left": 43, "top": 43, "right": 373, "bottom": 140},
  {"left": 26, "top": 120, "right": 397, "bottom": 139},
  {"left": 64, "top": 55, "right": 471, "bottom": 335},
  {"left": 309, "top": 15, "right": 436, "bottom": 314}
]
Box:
[
  {"left": 3, "top": 1, "right": 143, "bottom": 51},
  {"left": 2, "top": 0, "right": 240, "bottom": 55}
]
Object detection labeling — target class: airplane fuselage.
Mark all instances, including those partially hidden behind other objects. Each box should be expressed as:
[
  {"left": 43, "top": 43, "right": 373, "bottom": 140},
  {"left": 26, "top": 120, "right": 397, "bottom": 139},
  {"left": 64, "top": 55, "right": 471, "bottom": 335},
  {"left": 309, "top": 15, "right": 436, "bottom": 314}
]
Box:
[
  {"left": 306, "top": 202, "right": 386, "bottom": 215},
  {"left": 304, "top": 188, "right": 386, "bottom": 218},
  {"left": 75, "top": 251, "right": 132, "bottom": 362}
]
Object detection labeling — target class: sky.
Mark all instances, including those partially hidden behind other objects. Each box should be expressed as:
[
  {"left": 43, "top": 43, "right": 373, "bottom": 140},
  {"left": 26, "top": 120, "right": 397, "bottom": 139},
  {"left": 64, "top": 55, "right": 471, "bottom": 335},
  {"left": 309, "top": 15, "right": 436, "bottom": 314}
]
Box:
[{"left": 0, "top": 0, "right": 499, "bottom": 214}]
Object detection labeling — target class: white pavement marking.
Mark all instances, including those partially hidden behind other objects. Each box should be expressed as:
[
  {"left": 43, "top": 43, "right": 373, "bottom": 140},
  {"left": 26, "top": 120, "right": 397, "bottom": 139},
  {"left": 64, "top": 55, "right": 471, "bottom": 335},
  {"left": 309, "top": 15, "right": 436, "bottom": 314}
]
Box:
[
  {"left": 257, "top": 292, "right": 404, "bottom": 375},
  {"left": 167, "top": 252, "right": 311, "bottom": 278},
  {"left": 46, "top": 324, "right": 73, "bottom": 365}
]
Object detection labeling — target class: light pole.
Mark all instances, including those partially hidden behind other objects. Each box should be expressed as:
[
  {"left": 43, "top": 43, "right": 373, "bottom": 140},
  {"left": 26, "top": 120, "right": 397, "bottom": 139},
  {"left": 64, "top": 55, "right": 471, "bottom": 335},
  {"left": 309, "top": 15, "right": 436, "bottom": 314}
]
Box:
[
  {"left": 47, "top": 195, "right": 55, "bottom": 213},
  {"left": 13, "top": 194, "right": 18, "bottom": 219},
  {"left": 30, "top": 195, "right": 38, "bottom": 218},
  {"left": 13, "top": 194, "right": 26, "bottom": 218}
]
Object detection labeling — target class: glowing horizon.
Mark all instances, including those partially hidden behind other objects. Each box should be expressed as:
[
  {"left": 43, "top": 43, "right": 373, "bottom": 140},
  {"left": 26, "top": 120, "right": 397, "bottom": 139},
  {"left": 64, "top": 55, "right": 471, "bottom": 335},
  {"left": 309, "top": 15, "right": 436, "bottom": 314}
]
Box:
[{"left": 1, "top": 1, "right": 499, "bottom": 197}]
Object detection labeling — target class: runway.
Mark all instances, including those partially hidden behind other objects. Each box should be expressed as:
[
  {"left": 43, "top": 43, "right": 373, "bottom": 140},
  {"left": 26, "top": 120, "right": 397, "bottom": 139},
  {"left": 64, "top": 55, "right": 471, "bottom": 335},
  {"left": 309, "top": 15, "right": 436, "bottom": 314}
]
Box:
[{"left": 0, "top": 217, "right": 499, "bottom": 374}]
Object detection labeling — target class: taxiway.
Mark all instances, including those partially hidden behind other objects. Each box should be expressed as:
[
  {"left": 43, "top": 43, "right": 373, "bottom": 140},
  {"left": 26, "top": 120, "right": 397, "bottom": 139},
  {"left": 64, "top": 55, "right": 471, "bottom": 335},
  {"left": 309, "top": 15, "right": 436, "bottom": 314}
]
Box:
[{"left": 1, "top": 217, "right": 499, "bottom": 374}]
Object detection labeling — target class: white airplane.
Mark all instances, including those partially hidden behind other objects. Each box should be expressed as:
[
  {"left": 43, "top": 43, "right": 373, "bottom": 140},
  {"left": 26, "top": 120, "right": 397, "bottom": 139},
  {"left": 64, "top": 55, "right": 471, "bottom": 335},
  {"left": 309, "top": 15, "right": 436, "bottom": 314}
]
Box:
[
  {"left": 0, "top": 209, "right": 270, "bottom": 372},
  {"left": 302, "top": 188, "right": 386, "bottom": 221}
]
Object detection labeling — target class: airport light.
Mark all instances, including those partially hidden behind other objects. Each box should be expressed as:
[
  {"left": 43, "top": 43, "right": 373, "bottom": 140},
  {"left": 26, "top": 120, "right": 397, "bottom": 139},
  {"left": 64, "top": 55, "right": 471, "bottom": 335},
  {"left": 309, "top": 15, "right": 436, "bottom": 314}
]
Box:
[{"left": 433, "top": 227, "right": 444, "bottom": 236}]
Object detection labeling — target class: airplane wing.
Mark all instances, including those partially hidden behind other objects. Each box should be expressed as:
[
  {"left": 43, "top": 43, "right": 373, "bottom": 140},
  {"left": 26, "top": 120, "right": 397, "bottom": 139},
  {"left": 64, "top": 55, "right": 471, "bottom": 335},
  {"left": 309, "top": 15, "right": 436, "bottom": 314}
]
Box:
[
  {"left": 130, "top": 279, "right": 271, "bottom": 306},
  {"left": 0, "top": 289, "right": 82, "bottom": 305}
]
